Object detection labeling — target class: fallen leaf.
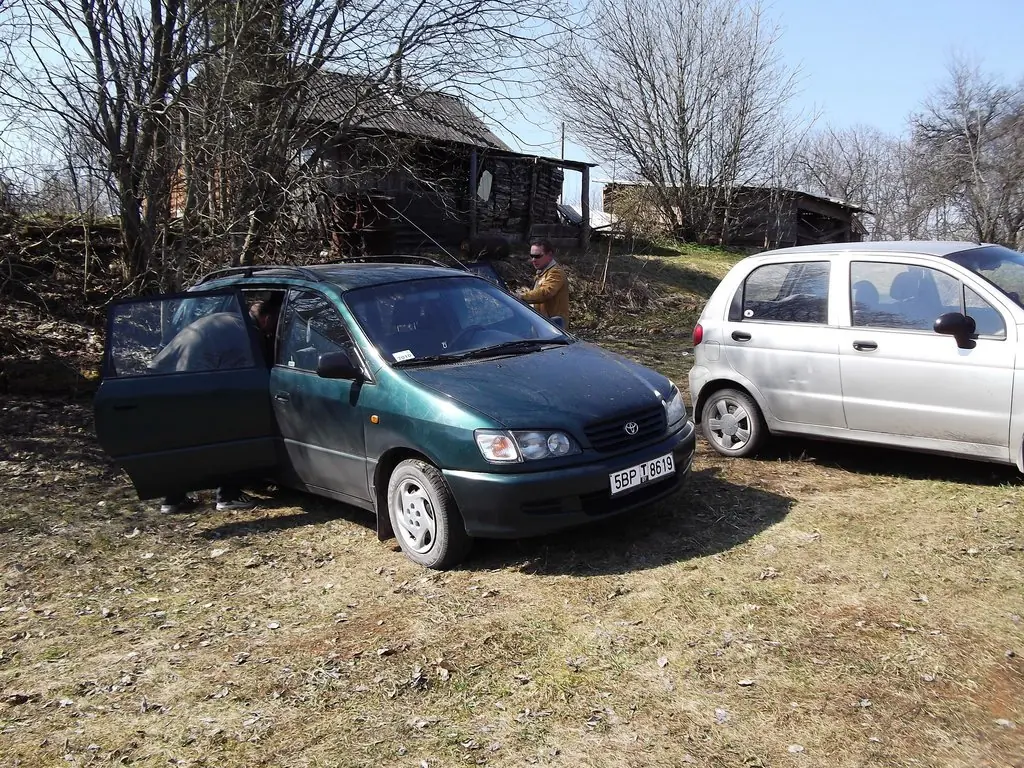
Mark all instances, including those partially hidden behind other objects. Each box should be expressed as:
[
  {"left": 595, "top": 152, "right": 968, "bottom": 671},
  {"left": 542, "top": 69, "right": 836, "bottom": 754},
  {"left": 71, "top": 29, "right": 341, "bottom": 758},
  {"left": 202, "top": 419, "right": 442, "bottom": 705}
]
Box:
[
  {"left": 140, "top": 552, "right": 154, "bottom": 560},
  {"left": 995, "top": 718, "right": 1016, "bottom": 729},
  {"left": 124, "top": 528, "right": 140, "bottom": 539},
  {"left": 267, "top": 621, "right": 280, "bottom": 630},
  {"left": 657, "top": 656, "right": 669, "bottom": 668},
  {"left": 859, "top": 698, "right": 872, "bottom": 708},
  {"left": 788, "top": 744, "right": 805, "bottom": 753},
  {"left": 210, "top": 548, "right": 228, "bottom": 558},
  {"left": 377, "top": 647, "right": 394, "bottom": 657},
  {"left": 738, "top": 679, "right": 755, "bottom": 687},
  {"left": 714, "top": 707, "right": 729, "bottom": 724},
  {"left": 759, "top": 567, "right": 780, "bottom": 580}
]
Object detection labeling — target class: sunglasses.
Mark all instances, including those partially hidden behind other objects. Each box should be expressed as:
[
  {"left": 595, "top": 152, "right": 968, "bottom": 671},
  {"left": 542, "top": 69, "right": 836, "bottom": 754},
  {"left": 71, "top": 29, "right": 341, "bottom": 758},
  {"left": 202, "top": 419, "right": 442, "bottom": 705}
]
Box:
[{"left": 530, "top": 253, "right": 544, "bottom": 259}]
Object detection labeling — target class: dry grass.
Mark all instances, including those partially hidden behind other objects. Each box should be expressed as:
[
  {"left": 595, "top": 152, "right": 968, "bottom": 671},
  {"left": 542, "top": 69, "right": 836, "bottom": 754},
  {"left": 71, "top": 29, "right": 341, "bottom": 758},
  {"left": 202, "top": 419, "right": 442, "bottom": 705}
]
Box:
[{"left": 2, "top": 247, "right": 1023, "bottom": 768}]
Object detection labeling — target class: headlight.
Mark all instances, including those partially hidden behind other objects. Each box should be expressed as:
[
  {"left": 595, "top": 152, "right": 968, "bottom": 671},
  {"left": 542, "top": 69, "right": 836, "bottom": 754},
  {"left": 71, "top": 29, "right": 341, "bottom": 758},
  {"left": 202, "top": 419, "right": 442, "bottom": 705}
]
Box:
[
  {"left": 474, "top": 429, "right": 580, "bottom": 463},
  {"left": 665, "top": 385, "right": 685, "bottom": 425}
]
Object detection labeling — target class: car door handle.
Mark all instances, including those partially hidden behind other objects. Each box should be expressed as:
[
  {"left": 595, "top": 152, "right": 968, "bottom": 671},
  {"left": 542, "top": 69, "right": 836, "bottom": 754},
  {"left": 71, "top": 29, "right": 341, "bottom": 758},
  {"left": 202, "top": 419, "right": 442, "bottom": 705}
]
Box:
[
  {"left": 731, "top": 330, "right": 751, "bottom": 342},
  {"left": 113, "top": 403, "right": 137, "bottom": 412},
  {"left": 852, "top": 340, "right": 878, "bottom": 352},
  {"left": 274, "top": 392, "right": 291, "bottom": 403}
]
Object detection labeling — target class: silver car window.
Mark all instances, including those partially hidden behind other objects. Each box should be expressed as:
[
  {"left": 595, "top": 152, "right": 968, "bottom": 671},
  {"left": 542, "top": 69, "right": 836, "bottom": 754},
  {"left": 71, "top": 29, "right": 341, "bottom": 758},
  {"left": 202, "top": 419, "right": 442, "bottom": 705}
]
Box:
[
  {"left": 850, "top": 262, "right": 960, "bottom": 331},
  {"left": 740, "top": 261, "right": 830, "bottom": 324}
]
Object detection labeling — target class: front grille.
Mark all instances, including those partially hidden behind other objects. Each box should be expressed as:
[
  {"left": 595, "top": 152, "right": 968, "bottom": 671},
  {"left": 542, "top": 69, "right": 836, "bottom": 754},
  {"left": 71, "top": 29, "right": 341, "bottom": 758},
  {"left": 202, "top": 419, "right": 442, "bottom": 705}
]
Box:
[{"left": 584, "top": 405, "right": 666, "bottom": 453}]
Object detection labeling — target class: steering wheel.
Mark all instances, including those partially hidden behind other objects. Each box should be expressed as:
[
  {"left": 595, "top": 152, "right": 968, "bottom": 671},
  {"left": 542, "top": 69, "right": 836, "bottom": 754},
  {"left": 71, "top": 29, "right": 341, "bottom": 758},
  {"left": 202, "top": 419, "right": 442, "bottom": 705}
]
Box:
[{"left": 451, "top": 324, "right": 487, "bottom": 348}]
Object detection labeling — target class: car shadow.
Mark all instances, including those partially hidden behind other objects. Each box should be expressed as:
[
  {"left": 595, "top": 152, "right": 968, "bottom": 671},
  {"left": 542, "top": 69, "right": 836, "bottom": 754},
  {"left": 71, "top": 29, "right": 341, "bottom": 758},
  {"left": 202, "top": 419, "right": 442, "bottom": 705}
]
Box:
[
  {"left": 753, "top": 437, "right": 1023, "bottom": 487},
  {"left": 466, "top": 467, "right": 795, "bottom": 576},
  {"left": 197, "top": 488, "right": 376, "bottom": 540},
  {"left": 195, "top": 469, "right": 792, "bottom": 575}
]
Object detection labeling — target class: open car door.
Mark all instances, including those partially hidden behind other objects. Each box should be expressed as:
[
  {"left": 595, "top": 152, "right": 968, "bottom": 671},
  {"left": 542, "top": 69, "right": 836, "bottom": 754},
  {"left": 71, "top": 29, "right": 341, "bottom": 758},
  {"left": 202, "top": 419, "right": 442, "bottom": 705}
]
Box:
[{"left": 94, "top": 289, "right": 278, "bottom": 500}]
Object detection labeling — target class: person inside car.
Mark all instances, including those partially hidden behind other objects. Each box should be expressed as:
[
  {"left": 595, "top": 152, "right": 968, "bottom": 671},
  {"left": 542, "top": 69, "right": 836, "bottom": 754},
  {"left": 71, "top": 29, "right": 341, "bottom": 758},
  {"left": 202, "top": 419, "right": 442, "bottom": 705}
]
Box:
[
  {"left": 153, "top": 295, "right": 282, "bottom": 513},
  {"left": 517, "top": 238, "right": 570, "bottom": 327}
]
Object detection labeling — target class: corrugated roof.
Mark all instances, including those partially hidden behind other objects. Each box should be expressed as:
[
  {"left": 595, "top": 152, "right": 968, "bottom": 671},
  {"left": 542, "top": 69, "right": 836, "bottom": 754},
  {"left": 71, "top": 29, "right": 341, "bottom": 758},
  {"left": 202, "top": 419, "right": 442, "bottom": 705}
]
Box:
[
  {"left": 597, "top": 180, "right": 871, "bottom": 214},
  {"left": 302, "top": 70, "right": 511, "bottom": 150}
]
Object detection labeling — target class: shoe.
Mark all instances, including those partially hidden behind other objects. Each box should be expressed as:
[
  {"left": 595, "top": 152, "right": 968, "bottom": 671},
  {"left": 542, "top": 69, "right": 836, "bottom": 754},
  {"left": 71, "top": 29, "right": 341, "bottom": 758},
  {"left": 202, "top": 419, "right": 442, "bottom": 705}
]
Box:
[
  {"left": 160, "top": 495, "right": 197, "bottom": 514},
  {"left": 216, "top": 492, "right": 256, "bottom": 511}
]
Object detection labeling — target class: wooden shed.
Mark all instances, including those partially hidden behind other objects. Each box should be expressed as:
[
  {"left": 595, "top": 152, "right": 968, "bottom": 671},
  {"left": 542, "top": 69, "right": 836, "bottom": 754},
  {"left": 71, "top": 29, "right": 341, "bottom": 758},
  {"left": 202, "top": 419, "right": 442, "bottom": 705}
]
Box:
[
  {"left": 301, "top": 71, "right": 596, "bottom": 255},
  {"left": 601, "top": 182, "right": 868, "bottom": 249}
]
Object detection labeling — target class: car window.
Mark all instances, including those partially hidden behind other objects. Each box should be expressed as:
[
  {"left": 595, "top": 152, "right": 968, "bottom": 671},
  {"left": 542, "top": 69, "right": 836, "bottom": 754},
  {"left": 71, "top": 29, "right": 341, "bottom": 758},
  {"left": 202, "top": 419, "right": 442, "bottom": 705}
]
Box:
[
  {"left": 965, "top": 286, "right": 1007, "bottom": 338},
  {"left": 741, "top": 261, "right": 830, "bottom": 324},
  {"left": 850, "top": 262, "right": 961, "bottom": 330},
  {"left": 345, "top": 276, "right": 565, "bottom": 362},
  {"left": 108, "top": 293, "right": 256, "bottom": 378},
  {"left": 278, "top": 290, "right": 355, "bottom": 372}
]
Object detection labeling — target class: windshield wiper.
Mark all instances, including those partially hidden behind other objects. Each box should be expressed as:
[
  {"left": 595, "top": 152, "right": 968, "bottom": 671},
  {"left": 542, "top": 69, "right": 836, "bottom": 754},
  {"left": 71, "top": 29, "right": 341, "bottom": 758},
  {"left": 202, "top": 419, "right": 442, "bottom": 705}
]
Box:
[
  {"left": 390, "top": 338, "right": 571, "bottom": 367},
  {"left": 391, "top": 353, "right": 464, "bottom": 367},
  {"left": 453, "top": 338, "right": 571, "bottom": 360}
]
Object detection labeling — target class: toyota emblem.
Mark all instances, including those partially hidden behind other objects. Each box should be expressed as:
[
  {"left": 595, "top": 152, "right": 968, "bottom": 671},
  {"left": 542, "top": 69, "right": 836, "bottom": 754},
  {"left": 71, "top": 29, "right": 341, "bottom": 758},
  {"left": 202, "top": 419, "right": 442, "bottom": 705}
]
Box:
[{"left": 624, "top": 421, "right": 639, "bottom": 436}]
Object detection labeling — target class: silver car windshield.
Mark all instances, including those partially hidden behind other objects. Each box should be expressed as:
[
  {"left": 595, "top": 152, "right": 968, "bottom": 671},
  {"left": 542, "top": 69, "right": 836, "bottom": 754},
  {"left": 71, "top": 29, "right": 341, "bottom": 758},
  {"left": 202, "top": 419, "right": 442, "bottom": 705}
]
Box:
[{"left": 947, "top": 245, "right": 1024, "bottom": 307}]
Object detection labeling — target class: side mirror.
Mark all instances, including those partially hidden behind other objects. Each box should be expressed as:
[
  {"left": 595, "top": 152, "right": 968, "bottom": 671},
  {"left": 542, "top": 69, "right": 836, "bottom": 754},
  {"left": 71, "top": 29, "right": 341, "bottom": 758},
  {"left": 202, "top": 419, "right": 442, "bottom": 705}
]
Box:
[
  {"left": 317, "top": 349, "right": 362, "bottom": 380},
  {"left": 550, "top": 315, "right": 566, "bottom": 330},
  {"left": 934, "top": 312, "right": 977, "bottom": 349}
]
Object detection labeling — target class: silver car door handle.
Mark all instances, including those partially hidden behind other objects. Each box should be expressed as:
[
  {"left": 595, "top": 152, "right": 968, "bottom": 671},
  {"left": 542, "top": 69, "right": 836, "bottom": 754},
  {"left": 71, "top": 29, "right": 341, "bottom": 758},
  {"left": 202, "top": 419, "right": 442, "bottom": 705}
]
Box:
[
  {"left": 274, "top": 391, "right": 291, "bottom": 403},
  {"left": 852, "top": 340, "right": 878, "bottom": 352}
]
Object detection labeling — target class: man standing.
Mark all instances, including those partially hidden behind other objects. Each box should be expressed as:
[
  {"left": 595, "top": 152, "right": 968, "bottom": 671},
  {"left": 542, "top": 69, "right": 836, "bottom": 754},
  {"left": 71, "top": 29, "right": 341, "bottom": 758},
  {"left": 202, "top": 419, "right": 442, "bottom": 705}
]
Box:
[
  {"left": 517, "top": 239, "right": 570, "bottom": 327},
  {"left": 151, "top": 295, "right": 282, "bottom": 513}
]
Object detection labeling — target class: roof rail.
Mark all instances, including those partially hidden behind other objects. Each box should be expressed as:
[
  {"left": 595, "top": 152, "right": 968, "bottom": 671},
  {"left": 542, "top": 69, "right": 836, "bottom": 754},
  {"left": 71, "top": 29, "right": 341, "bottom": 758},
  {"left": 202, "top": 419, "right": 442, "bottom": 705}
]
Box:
[
  {"left": 194, "top": 265, "right": 324, "bottom": 285},
  {"left": 334, "top": 254, "right": 465, "bottom": 270}
]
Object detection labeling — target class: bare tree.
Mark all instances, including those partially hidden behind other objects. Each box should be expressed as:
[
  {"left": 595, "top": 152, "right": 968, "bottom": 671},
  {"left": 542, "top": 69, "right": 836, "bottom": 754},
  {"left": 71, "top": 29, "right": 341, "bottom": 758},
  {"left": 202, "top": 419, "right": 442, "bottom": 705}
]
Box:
[
  {"left": 8, "top": 0, "right": 579, "bottom": 287},
  {"left": 912, "top": 57, "right": 1024, "bottom": 248},
  {"left": 178, "top": 0, "right": 580, "bottom": 270},
  {"left": 544, "top": 0, "right": 802, "bottom": 245},
  {"left": 789, "top": 125, "right": 935, "bottom": 240}
]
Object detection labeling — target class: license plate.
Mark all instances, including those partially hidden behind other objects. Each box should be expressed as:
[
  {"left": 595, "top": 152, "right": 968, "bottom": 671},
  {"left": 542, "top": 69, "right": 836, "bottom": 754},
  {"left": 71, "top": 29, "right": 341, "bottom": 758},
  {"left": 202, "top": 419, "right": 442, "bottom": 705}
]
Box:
[{"left": 609, "top": 453, "right": 675, "bottom": 496}]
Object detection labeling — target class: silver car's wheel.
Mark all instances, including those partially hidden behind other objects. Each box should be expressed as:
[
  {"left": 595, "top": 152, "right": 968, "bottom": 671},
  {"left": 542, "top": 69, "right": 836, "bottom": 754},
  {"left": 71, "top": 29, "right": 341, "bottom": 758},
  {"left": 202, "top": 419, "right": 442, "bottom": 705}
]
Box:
[
  {"left": 387, "top": 459, "right": 472, "bottom": 569},
  {"left": 701, "top": 389, "right": 765, "bottom": 458}
]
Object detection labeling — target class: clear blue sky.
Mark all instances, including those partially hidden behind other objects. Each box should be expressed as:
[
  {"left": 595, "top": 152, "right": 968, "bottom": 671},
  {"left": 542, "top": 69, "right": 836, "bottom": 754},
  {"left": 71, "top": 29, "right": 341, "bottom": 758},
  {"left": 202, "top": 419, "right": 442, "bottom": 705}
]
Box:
[{"left": 496, "top": 0, "right": 1024, "bottom": 207}]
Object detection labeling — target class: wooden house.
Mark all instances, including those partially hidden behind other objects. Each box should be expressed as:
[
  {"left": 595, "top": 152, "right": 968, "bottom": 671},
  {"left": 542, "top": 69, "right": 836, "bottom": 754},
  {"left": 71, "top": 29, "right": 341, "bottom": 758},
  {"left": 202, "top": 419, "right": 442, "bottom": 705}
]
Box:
[
  {"left": 300, "top": 71, "right": 596, "bottom": 255},
  {"left": 601, "top": 182, "right": 868, "bottom": 249}
]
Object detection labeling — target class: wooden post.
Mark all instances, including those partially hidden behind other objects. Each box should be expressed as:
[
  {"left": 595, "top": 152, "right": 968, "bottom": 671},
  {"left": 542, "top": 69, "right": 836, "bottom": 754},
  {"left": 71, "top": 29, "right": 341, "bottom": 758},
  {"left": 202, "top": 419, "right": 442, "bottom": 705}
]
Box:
[
  {"left": 526, "top": 159, "right": 538, "bottom": 241},
  {"left": 580, "top": 165, "right": 591, "bottom": 252},
  {"left": 469, "top": 149, "right": 478, "bottom": 239}
]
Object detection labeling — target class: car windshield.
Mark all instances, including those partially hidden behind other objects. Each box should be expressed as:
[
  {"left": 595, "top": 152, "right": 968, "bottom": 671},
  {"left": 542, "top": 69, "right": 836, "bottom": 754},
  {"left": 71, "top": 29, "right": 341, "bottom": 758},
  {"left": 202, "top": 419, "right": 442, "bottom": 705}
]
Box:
[
  {"left": 947, "top": 245, "right": 1024, "bottom": 307},
  {"left": 344, "top": 275, "right": 570, "bottom": 365}
]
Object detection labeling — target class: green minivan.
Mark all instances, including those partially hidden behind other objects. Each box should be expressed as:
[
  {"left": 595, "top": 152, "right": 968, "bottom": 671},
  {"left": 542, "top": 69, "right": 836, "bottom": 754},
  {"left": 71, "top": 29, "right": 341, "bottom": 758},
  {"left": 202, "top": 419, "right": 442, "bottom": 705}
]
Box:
[{"left": 94, "top": 260, "right": 696, "bottom": 568}]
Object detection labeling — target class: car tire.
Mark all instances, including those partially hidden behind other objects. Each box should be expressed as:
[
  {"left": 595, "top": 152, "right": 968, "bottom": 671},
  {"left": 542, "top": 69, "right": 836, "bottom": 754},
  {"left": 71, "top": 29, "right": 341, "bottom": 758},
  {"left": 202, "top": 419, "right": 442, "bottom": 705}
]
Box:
[
  {"left": 387, "top": 459, "right": 472, "bottom": 569},
  {"left": 701, "top": 388, "right": 765, "bottom": 458}
]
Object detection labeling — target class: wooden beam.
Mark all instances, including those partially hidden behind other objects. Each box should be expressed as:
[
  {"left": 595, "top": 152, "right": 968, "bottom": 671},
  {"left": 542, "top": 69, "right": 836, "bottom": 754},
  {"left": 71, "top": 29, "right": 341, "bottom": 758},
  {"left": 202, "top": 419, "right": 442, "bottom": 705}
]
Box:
[
  {"left": 526, "top": 160, "right": 538, "bottom": 239},
  {"left": 580, "top": 165, "right": 590, "bottom": 252},
  {"left": 469, "top": 149, "right": 478, "bottom": 239}
]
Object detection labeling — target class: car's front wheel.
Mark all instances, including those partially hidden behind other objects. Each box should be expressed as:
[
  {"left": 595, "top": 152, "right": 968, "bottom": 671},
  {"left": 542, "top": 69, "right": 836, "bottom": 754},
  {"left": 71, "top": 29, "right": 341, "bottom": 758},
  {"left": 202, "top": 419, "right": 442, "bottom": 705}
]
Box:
[
  {"left": 387, "top": 459, "right": 472, "bottom": 569},
  {"left": 701, "top": 388, "right": 765, "bottom": 458}
]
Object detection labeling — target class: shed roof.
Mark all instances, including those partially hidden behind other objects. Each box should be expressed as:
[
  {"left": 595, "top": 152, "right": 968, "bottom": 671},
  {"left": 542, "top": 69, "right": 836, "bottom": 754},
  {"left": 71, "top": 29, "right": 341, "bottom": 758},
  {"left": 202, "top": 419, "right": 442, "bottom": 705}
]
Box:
[
  {"left": 303, "top": 70, "right": 511, "bottom": 151},
  {"left": 598, "top": 180, "right": 871, "bottom": 214}
]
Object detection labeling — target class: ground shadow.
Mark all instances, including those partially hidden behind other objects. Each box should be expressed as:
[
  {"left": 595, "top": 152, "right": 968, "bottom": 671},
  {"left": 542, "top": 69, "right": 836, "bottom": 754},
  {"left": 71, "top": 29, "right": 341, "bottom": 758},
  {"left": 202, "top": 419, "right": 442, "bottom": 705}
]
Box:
[
  {"left": 752, "top": 436, "right": 1022, "bottom": 487},
  {"left": 465, "top": 467, "right": 794, "bottom": 576},
  {"left": 198, "top": 488, "right": 376, "bottom": 540}
]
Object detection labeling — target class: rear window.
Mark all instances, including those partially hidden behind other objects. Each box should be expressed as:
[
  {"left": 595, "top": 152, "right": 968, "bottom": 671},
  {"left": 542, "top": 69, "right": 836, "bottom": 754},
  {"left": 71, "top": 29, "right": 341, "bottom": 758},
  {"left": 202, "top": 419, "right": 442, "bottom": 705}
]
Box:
[{"left": 734, "top": 261, "right": 830, "bottom": 324}]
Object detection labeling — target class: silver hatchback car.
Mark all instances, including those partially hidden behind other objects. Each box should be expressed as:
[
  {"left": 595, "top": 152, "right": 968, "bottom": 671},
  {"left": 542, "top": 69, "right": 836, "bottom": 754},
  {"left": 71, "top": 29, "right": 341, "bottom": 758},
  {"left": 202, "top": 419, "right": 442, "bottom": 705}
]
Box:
[{"left": 688, "top": 241, "right": 1024, "bottom": 471}]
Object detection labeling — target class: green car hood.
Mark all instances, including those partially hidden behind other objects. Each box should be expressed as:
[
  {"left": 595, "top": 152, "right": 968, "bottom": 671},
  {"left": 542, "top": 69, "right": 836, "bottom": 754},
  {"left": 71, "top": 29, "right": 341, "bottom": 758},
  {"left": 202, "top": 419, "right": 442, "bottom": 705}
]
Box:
[{"left": 402, "top": 342, "right": 673, "bottom": 429}]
